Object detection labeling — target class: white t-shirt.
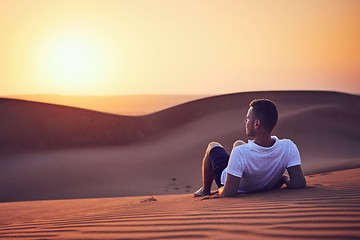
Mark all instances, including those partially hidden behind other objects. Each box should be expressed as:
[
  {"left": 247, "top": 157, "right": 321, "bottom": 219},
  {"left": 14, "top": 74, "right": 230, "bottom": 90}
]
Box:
[{"left": 220, "top": 136, "right": 301, "bottom": 193}]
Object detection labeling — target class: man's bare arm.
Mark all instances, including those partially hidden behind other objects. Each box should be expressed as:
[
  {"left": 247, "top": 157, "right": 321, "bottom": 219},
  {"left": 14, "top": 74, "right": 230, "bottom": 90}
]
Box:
[
  {"left": 285, "top": 165, "right": 306, "bottom": 189},
  {"left": 219, "top": 173, "right": 241, "bottom": 197}
]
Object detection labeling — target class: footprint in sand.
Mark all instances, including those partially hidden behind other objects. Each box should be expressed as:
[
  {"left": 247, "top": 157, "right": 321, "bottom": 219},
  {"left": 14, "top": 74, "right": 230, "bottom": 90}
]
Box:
[{"left": 165, "top": 178, "right": 192, "bottom": 193}]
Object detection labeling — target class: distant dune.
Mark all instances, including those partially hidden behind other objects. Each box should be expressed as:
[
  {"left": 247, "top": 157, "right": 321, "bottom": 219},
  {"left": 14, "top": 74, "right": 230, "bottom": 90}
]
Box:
[
  {"left": 1, "top": 91, "right": 360, "bottom": 202},
  {"left": 3, "top": 94, "right": 208, "bottom": 115}
]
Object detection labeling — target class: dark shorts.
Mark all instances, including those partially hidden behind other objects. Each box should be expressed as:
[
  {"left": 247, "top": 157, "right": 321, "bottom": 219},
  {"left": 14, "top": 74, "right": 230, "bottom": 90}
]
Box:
[{"left": 209, "top": 146, "right": 230, "bottom": 188}]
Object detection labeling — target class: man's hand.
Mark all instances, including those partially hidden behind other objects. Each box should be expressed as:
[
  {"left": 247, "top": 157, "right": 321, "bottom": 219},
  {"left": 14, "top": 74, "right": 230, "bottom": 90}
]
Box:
[
  {"left": 218, "top": 186, "right": 225, "bottom": 196},
  {"left": 272, "top": 175, "right": 289, "bottom": 189},
  {"left": 219, "top": 173, "right": 241, "bottom": 197}
]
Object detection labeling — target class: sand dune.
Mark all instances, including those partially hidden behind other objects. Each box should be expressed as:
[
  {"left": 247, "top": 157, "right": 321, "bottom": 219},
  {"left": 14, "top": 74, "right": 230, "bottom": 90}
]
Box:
[
  {"left": 0, "top": 91, "right": 359, "bottom": 202},
  {"left": 4, "top": 94, "right": 208, "bottom": 115},
  {"left": 0, "top": 169, "right": 359, "bottom": 239},
  {"left": 0, "top": 98, "right": 150, "bottom": 152}
]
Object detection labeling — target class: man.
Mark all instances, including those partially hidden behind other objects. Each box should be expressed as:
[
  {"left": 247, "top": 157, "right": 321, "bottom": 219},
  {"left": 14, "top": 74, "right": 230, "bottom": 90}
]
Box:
[{"left": 194, "top": 99, "right": 306, "bottom": 197}]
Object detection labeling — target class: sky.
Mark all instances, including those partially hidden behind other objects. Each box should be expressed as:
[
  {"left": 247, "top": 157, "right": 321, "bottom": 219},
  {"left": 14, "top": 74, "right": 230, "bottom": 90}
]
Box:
[{"left": 1, "top": 0, "right": 359, "bottom": 96}]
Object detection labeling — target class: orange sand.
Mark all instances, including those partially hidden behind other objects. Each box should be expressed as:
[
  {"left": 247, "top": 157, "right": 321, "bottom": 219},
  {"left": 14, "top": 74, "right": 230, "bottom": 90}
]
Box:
[{"left": 0, "top": 169, "right": 359, "bottom": 239}]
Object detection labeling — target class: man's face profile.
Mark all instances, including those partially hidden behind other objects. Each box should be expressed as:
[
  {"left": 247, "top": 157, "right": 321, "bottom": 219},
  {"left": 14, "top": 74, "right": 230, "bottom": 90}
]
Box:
[{"left": 245, "top": 107, "right": 255, "bottom": 137}]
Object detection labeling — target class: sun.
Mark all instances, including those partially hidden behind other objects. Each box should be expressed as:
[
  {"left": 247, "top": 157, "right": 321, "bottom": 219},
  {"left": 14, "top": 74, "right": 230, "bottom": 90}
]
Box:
[
  {"left": 35, "top": 28, "right": 116, "bottom": 94},
  {"left": 49, "top": 37, "right": 94, "bottom": 82},
  {"left": 54, "top": 40, "right": 89, "bottom": 77}
]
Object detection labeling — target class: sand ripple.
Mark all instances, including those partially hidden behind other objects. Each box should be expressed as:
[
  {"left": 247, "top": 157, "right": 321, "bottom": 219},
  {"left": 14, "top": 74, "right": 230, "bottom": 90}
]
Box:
[{"left": 1, "top": 169, "right": 359, "bottom": 239}]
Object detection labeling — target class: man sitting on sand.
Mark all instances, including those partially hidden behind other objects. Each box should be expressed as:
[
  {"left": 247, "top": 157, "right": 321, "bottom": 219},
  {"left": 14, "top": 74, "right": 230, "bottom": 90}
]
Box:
[{"left": 194, "top": 99, "right": 306, "bottom": 197}]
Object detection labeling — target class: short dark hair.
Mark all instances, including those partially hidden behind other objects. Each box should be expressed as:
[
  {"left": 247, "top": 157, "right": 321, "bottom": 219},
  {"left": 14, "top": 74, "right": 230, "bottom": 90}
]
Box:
[{"left": 250, "top": 99, "right": 278, "bottom": 132}]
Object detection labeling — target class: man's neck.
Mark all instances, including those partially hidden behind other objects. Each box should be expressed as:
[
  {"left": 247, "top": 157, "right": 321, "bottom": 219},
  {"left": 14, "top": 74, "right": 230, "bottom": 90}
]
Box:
[{"left": 254, "top": 134, "right": 275, "bottom": 147}]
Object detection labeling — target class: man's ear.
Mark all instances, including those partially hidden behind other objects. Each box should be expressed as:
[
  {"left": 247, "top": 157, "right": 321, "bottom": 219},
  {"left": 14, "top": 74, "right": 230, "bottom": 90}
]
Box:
[{"left": 254, "top": 119, "right": 261, "bottom": 129}]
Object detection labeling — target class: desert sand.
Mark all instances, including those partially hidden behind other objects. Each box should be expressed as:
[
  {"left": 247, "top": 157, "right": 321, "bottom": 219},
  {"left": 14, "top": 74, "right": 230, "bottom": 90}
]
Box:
[
  {"left": 0, "top": 169, "right": 359, "bottom": 239},
  {"left": 0, "top": 91, "right": 359, "bottom": 239}
]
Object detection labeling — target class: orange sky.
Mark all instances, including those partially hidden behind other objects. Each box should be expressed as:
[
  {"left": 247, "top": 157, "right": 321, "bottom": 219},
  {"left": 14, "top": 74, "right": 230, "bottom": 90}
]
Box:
[{"left": 0, "top": 0, "right": 359, "bottom": 95}]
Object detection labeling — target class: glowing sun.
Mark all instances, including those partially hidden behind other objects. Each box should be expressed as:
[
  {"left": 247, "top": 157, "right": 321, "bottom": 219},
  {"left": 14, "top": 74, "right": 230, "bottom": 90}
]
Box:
[{"left": 35, "top": 29, "right": 116, "bottom": 94}]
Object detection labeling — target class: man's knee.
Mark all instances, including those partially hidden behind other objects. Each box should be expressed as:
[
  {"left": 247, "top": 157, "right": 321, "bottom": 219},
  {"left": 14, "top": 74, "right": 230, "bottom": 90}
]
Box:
[
  {"left": 233, "top": 140, "right": 246, "bottom": 148},
  {"left": 207, "top": 142, "right": 223, "bottom": 152}
]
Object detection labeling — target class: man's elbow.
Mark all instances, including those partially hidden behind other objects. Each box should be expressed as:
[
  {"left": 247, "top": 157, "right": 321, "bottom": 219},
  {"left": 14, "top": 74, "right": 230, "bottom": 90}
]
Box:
[{"left": 288, "top": 177, "right": 307, "bottom": 189}]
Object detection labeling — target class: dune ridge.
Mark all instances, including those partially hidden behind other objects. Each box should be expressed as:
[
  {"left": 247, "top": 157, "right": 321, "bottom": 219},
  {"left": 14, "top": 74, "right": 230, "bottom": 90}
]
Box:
[
  {"left": 0, "top": 91, "right": 359, "bottom": 202},
  {"left": 3, "top": 94, "right": 208, "bottom": 116},
  {"left": 1, "top": 91, "right": 359, "bottom": 152}
]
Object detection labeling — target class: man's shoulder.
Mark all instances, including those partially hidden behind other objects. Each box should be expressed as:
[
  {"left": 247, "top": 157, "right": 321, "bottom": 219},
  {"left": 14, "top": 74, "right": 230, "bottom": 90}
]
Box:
[
  {"left": 232, "top": 143, "right": 252, "bottom": 154},
  {"left": 276, "top": 137, "right": 299, "bottom": 150},
  {"left": 277, "top": 137, "right": 296, "bottom": 145}
]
